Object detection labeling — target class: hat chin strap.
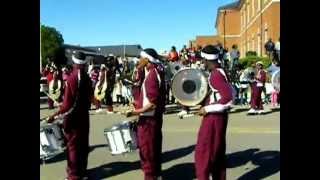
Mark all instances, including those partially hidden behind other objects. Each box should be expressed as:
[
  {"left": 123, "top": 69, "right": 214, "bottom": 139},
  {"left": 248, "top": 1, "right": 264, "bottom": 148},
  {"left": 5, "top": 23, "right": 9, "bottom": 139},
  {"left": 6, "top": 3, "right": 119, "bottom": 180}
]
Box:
[{"left": 72, "top": 55, "right": 88, "bottom": 64}]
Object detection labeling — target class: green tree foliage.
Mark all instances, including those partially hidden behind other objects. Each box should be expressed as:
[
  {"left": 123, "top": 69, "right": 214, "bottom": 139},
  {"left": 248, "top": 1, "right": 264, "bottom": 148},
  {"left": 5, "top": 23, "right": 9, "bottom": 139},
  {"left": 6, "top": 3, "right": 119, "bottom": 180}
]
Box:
[
  {"left": 239, "top": 53, "right": 272, "bottom": 69},
  {"left": 41, "top": 24, "right": 64, "bottom": 66}
]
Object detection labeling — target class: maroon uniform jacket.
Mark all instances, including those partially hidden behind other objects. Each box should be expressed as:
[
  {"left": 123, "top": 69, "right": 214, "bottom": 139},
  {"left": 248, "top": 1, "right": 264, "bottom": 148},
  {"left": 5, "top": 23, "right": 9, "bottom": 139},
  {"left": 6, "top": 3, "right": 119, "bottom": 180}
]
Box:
[
  {"left": 136, "top": 64, "right": 165, "bottom": 117},
  {"left": 203, "top": 68, "right": 233, "bottom": 114},
  {"left": 54, "top": 68, "right": 92, "bottom": 132},
  {"left": 43, "top": 69, "right": 54, "bottom": 84},
  {"left": 132, "top": 67, "right": 145, "bottom": 105},
  {"left": 255, "top": 69, "right": 267, "bottom": 87}
]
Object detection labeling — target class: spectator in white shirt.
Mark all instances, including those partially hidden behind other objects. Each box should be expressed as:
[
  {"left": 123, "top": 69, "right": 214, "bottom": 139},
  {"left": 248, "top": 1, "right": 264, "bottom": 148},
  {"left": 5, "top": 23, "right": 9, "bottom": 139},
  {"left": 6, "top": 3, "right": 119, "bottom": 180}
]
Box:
[{"left": 275, "top": 37, "right": 280, "bottom": 61}]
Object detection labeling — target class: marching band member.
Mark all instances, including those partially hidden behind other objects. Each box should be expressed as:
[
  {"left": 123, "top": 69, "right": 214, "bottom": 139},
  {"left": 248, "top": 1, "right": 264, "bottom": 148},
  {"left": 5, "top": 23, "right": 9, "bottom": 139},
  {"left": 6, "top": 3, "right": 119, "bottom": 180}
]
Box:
[
  {"left": 105, "top": 55, "right": 121, "bottom": 113},
  {"left": 248, "top": 61, "right": 267, "bottom": 114},
  {"left": 47, "top": 51, "right": 92, "bottom": 180},
  {"left": 43, "top": 64, "right": 55, "bottom": 109},
  {"left": 129, "top": 48, "right": 165, "bottom": 180},
  {"left": 196, "top": 45, "right": 233, "bottom": 180},
  {"left": 94, "top": 64, "right": 107, "bottom": 113},
  {"left": 90, "top": 66, "right": 99, "bottom": 91},
  {"left": 132, "top": 62, "right": 145, "bottom": 108},
  {"left": 49, "top": 70, "right": 63, "bottom": 104},
  {"left": 180, "top": 45, "right": 189, "bottom": 60}
]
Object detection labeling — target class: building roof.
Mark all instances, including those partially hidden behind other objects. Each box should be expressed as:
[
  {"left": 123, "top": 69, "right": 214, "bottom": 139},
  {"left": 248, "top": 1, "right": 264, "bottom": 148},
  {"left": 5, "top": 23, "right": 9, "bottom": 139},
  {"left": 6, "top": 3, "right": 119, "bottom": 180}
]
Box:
[
  {"left": 215, "top": 1, "right": 241, "bottom": 28},
  {"left": 63, "top": 44, "right": 97, "bottom": 54},
  {"left": 63, "top": 44, "right": 100, "bottom": 64},
  {"left": 85, "top": 45, "right": 143, "bottom": 57},
  {"left": 196, "top": 35, "right": 217, "bottom": 38}
]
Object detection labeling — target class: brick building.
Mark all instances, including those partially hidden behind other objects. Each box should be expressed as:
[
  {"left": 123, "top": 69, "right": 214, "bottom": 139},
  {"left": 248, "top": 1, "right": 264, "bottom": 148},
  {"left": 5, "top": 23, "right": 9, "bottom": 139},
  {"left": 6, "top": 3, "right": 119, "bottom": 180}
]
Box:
[
  {"left": 192, "top": 0, "right": 280, "bottom": 57},
  {"left": 238, "top": 0, "right": 280, "bottom": 57},
  {"left": 195, "top": 36, "right": 221, "bottom": 48}
]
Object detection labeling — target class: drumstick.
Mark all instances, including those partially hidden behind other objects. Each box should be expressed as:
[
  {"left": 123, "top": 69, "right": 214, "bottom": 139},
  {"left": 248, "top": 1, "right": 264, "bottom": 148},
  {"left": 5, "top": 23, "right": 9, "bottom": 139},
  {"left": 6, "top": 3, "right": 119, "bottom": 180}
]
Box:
[{"left": 42, "top": 90, "right": 62, "bottom": 105}]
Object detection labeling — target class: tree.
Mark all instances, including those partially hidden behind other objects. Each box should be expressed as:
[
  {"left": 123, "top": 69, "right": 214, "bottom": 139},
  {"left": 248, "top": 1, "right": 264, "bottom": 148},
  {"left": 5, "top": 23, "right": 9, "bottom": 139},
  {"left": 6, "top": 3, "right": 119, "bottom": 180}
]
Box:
[{"left": 41, "top": 24, "right": 64, "bottom": 66}]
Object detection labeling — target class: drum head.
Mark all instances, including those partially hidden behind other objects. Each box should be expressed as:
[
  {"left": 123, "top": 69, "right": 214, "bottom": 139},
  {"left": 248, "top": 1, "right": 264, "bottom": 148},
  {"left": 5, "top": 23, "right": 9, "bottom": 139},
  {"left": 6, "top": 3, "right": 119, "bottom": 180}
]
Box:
[{"left": 171, "top": 68, "right": 208, "bottom": 106}]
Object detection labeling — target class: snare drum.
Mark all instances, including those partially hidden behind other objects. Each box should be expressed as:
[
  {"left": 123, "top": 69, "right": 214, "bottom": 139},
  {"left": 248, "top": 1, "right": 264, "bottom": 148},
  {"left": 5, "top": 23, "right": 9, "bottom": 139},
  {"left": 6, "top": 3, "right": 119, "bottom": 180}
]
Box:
[
  {"left": 40, "top": 122, "right": 65, "bottom": 160},
  {"left": 104, "top": 121, "right": 137, "bottom": 155}
]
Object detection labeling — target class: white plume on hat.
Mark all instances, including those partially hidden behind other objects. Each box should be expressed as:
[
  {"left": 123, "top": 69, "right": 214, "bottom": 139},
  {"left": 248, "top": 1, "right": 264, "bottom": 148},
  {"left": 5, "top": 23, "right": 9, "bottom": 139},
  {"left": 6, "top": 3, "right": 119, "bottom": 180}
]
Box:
[
  {"left": 201, "top": 45, "right": 221, "bottom": 63},
  {"left": 72, "top": 51, "right": 88, "bottom": 64},
  {"left": 140, "top": 48, "right": 161, "bottom": 64}
]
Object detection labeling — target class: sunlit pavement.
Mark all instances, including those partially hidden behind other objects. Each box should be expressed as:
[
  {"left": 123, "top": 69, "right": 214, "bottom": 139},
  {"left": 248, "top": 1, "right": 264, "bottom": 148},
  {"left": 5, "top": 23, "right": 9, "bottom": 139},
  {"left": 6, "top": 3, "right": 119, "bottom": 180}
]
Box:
[{"left": 40, "top": 103, "right": 280, "bottom": 180}]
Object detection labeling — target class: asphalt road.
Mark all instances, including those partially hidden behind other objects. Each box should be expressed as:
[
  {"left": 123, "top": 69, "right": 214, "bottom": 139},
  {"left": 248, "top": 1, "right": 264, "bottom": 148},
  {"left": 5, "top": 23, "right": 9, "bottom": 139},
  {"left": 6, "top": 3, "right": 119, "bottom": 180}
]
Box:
[{"left": 40, "top": 103, "right": 280, "bottom": 180}]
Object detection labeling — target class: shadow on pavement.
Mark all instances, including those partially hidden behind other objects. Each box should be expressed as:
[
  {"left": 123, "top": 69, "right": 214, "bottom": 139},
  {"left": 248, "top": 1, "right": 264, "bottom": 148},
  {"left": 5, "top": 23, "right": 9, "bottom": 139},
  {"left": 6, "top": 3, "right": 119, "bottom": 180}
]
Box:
[
  {"left": 40, "top": 144, "right": 108, "bottom": 165},
  {"left": 162, "top": 145, "right": 195, "bottom": 163},
  {"left": 160, "top": 148, "right": 280, "bottom": 180},
  {"left": 89, "top": 144, "right": 108, "bottom": 153},
  {"left": 40, "top": 151, "right": 67, "bottom": 165},
  {"left": 87, "top": 145, "right": 195, "bottom": 179},
  {"left": 229, "top": 108, "right": 250, "bottom": 114},
  {"left": 162, "top": 163, "right": 196, "bottom": 180},
  {"left": 227, "top": 148, "right": 260, "bottom": 168},
  {"left": 227, "top": 149, "right": 280, "bottom": 180},
  {"left": 261, "top": 110, "right": 280, "bottom": 115},
  {"left": 271, "top": 108, "right": 280, "bottom": 112}
]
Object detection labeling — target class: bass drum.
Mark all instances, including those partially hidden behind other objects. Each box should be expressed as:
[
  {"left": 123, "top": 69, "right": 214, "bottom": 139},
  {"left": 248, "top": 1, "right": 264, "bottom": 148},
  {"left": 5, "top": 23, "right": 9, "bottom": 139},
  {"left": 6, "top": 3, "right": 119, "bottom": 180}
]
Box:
[
  {"left": 171, "top": 68, "right": 208, "bottom": 106},
  {"left": 271, "top": 70, "right": 280, "bottom": 92},
  {"left": 169, "top": 62, "right": 184, "bottom": 75}
]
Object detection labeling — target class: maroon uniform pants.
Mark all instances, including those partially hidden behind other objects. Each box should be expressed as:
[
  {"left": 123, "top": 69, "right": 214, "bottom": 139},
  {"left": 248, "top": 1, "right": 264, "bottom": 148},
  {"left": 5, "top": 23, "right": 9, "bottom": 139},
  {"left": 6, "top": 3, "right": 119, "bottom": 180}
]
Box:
[
  {"left": 64, "top": 128, "right": 89, "bottom": 180},
  {"left": 195, "top": 113, "right": 228, "bottom": 180},
  {"left": 250, "top": 83, "right": 264, "bottom": 110},
  {"left": 137, "top": 116, "right": 163, "bottom": 180}
]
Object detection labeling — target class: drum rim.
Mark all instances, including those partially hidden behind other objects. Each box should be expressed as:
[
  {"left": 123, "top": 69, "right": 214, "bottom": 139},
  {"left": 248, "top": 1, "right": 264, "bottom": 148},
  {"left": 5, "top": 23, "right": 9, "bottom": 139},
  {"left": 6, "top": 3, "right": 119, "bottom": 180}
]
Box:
[
  {"left": 104, "top": 121, "right": 130, "bottom": 132},
  {"left": 171, "top": 67, "right": 208, "bottom": 106}
]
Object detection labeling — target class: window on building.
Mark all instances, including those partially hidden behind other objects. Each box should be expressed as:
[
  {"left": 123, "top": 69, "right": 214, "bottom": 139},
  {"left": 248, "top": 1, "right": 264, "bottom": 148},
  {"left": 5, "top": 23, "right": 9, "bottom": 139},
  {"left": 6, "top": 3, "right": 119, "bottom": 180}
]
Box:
[
  {"left": 243, "top": 11, "right": 245, "bottom": 29},
  {"left": 243, "top": 11, "right": 246, "bottom": 28},
  {"left": 264, "top": 23, "right": 268, "bottom": 43},
  {"left": 247, "top": 3, "right": 250, "bottom": 24},
  {"left": 257, "top": 29, "right": 261, "bottom": 56},
  {"left": 240, "top": 13, "right": 243, "bottom": 31},
  {"left": 252, "top": 0, "right": 255, "bottom": 17},
  {"left": 243, "top": 41, "right": 245, "bottom": 57},
  {"left": 252, "top": 34, "right": 255, "bottom": 51},
  {"left": 241, "top": 42, "right": 243, "bottom": 57}
]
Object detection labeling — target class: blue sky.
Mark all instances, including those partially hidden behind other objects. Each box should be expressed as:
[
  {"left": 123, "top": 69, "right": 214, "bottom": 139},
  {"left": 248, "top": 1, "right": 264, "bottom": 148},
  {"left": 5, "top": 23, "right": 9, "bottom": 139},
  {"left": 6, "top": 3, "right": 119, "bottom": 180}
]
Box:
[{"left": 41, "top": 0, "right": 235, "bottom": 52}]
